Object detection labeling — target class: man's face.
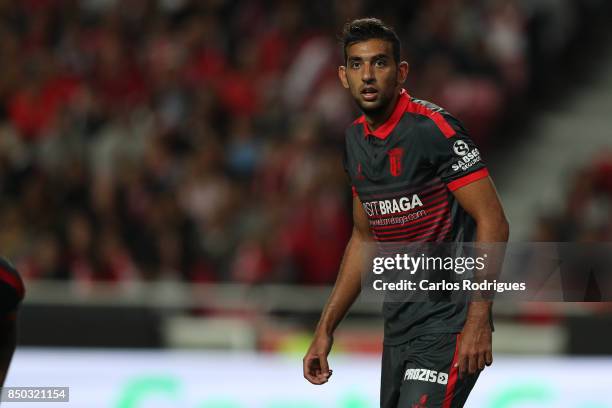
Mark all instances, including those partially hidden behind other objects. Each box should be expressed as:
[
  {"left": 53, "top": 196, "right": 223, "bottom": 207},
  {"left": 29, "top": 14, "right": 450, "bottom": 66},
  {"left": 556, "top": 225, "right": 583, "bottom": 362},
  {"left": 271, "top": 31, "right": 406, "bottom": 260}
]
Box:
[{"left": 339, "top": 39, "right": 408, "bottom": 115}]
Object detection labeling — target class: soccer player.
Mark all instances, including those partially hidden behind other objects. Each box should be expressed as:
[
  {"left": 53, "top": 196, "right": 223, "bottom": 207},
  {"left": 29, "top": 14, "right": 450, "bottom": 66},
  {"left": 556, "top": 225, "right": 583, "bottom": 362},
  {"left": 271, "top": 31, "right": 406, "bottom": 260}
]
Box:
[
  {"left": 303, "top": 18, "right": 509, "bottom": 407},
  {"left": 0, "top": 258, "right": 24, "bottom": 387}
]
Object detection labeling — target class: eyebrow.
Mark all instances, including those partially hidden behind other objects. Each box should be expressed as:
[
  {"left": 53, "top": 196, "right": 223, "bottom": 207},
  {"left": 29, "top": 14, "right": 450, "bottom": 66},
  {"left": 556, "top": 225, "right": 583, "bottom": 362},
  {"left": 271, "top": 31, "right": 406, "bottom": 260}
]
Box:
[{"left": 347, "top": 54, "right": 390, "bottom": 62}]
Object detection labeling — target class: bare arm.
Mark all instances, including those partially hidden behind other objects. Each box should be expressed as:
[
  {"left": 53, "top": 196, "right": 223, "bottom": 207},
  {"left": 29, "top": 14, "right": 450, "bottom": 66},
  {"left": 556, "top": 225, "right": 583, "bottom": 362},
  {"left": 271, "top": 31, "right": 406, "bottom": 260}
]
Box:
[
  {"left": 454, "top": 177, "right": 509, "bottom": 243},
  {"left": 313, "top": 196, "right": 372, "bottom": 337},
  {"left": 452, "top": 176, "right": 509, "bottom": 377},
  {"left": 303, "top": 196, "right": 372, "bottom": 385}
]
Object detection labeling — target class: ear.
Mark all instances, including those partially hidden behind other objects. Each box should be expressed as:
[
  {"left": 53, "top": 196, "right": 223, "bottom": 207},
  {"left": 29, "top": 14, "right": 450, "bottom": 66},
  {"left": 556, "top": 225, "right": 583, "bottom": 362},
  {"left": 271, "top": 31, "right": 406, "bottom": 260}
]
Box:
[
  {"left": 397, "top": 61, "right": 409, "bottom": 85},
  {"left": 338, "top": 65, "right": 349, "bottom": 89}
]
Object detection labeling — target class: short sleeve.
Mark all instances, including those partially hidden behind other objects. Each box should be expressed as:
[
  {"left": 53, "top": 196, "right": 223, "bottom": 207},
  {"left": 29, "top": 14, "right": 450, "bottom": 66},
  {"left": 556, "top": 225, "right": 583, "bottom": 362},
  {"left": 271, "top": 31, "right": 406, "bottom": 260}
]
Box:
[{"left": 423, "top": 114, "right": 489, "bottom": 191}]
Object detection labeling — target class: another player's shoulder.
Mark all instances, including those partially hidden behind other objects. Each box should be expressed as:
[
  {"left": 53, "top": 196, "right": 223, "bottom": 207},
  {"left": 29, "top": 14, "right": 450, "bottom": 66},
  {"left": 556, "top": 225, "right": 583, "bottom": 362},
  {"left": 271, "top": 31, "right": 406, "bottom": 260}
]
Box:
[
  {"left": 0, "top": 257, "right": 25, "bottom": 312},
  {"left": 0, "top": 258, "right": 21, "bottom": 280},
  {"left": 403, "top": 96, "right": 460, "bottom": 139}
]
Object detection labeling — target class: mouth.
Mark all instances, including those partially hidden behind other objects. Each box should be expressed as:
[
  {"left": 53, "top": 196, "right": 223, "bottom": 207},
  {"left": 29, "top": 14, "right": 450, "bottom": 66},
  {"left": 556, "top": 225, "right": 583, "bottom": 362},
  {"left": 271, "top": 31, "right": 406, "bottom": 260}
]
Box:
[{"left": 360, "top": 87, "right": 378, "bottom": 101}]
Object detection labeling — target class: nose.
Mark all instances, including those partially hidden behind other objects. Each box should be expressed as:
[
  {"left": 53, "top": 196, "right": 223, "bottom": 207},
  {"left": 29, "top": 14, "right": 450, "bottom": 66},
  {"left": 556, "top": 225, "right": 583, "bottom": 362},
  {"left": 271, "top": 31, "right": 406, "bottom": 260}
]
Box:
[{"left": 362, "top": 62, "right": 374, "bottom": 83}]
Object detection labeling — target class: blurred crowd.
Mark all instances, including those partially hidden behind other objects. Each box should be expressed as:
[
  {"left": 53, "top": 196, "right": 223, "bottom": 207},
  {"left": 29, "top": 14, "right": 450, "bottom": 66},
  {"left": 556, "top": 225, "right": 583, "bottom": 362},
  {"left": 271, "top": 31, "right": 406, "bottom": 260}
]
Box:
[
  {"left": 0, "top": 0, "right": 602, "bottom": 285},
  {"left": 533, "top": 151, "right": 612, "bottom": 242}
]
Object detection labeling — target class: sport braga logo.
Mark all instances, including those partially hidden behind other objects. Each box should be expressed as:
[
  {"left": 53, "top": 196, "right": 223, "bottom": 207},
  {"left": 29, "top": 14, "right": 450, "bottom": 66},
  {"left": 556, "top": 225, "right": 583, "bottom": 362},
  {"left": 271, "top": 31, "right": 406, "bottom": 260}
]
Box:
[{"left": 387, "top": 147, "right": 404, "bottom": 177}]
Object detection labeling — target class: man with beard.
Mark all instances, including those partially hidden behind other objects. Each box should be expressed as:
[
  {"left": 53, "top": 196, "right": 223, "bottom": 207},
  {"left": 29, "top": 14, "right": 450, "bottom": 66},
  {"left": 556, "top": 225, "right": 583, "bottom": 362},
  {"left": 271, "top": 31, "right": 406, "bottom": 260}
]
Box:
[{"left": 303, "top": 18, "right": 508, "bottom": 408}]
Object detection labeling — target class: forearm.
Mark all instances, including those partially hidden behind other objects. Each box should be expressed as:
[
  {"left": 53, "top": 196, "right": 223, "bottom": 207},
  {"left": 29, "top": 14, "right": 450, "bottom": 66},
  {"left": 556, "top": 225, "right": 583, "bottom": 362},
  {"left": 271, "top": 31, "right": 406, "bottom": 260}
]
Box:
[
  {"left": 467, "top": 217, "right": 509, "bottom": 320},
  {"left": 315, "top": 230, "right": 370, "bottom": 336},
  {"left": 475, "top": 213, "right": 509, "bottom": 243},
  {"left": 451, "top": 177, "right": 508, "bottom": 373}
]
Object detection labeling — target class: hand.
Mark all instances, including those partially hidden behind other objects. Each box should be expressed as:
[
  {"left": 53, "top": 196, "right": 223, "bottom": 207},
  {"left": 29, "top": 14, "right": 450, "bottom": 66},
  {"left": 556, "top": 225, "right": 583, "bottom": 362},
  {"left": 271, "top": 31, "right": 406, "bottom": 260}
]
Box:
[
  {"left": 303, "top": 332, "right": 334, "bottom": 385},
  {"left": 455, "top": 316, "right": 492, "bottom": 378}
]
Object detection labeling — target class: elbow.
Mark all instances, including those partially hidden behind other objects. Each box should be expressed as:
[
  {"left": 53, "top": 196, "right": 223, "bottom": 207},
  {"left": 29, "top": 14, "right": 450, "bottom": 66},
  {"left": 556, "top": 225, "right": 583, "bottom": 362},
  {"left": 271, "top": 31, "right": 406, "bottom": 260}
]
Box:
[
  {"left": 499, "top": 216, "right": 510, "bottom": 241},
  {"left": 476, "top": 212, "right": 510, "bottom": 242}
]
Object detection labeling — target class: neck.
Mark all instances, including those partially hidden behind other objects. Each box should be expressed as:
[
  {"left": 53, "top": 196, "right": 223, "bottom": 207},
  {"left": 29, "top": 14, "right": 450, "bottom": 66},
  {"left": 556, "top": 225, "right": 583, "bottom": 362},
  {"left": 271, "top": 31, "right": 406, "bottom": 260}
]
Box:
[{"left": 365, "top": 90, "right": 400, "bottom": 130}]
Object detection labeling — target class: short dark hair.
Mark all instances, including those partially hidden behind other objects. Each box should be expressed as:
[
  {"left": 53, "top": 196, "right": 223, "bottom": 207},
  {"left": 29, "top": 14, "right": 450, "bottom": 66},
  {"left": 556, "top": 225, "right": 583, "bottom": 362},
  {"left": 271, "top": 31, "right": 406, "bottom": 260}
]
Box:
[{"left": 340, "top": 18, "right": 401, "bottom": 64}]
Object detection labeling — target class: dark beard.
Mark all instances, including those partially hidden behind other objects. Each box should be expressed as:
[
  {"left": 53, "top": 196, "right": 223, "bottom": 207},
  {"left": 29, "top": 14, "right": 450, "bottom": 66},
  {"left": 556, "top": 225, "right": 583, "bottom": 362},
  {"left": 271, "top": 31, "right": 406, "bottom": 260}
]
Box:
[
  {"left": 356, "top": 93, "right": 394, "bottom": 118},
  {"left": 359, "top": 102, "right": 386, "bottom": 116}
]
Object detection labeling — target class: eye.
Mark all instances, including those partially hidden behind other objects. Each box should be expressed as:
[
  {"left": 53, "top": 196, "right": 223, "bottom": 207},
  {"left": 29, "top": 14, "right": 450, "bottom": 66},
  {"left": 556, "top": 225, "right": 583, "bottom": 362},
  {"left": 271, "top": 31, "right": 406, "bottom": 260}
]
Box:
[
  {"left": 375, "top": 59, "right": 387, "bottom": 67},
  {"left": 350, "top": 61, "right": 361, "bottom": 69}
]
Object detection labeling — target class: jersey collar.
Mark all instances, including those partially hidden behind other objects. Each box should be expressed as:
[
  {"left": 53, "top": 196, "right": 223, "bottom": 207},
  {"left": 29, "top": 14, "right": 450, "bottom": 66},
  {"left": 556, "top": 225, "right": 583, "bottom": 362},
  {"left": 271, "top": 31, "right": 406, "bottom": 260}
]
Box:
[{"left": 357, "top": 88, "right": 409, "bottom": 140}]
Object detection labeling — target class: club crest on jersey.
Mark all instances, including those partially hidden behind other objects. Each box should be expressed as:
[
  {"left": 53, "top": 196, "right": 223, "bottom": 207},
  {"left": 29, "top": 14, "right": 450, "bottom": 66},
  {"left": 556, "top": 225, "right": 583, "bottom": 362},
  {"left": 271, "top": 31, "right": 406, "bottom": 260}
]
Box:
[{"left": 388, "top": 148, "right": 404, "bottom": 177}]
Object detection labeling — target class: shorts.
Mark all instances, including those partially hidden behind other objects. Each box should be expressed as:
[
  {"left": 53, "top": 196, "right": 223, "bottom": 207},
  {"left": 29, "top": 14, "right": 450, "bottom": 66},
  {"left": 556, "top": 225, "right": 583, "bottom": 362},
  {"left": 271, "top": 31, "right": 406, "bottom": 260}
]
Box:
[{"left": 381, "top": 333, "right": 480, "bottom": 408}]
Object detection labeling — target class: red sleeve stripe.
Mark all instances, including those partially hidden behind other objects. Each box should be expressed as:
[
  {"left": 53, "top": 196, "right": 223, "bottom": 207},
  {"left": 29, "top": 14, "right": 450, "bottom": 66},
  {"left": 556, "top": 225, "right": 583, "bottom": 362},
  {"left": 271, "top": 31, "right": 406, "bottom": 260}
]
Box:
[
  {"left": 351, "top": 185, "right": 358, "bottom": 197},
  {"left": 405, "top": 100, "right": 456, "bottom": 138},
  {"left": 0, "top": 267, "right": 25, "bottom": 299},
  {"left": 447, "top": 168, "right": 489, "bottom": 191},
  {"left": 442, "top": 333, "right": 461, "bottom": 408}
]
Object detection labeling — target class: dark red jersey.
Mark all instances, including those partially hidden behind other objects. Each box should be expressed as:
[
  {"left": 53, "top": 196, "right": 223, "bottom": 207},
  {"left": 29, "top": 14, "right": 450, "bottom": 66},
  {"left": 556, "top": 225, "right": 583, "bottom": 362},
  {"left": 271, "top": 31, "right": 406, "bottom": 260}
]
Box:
[{"left": 343, "top": 89, "right": 489, "bottom": 345}]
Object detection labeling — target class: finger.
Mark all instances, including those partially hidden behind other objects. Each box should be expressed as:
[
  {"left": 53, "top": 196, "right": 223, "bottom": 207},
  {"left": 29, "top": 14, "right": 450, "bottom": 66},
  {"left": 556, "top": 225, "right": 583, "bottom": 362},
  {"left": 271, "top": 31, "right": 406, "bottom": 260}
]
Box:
[
  {"left": 304, "top": 364, "right": 318, "bottom": 383},
  {"left": 302, "top": 356, "right": 310, "bottom": 379},
  {"left": 477, "top": 352, "right": 485, "bottom": 371},
  {"left": 306, "top": 355, "right": 319, "bottom": 373},
  {"left": 455, "top": 355, "right": 467, "bottom": 379},
  {"left": 304, "top": 356, "right": 323, "bottom": 384},
  {"left": 319, "top": 355, "right": 329, "bottom": 373},
  {"left": 468, "top": 353, "right": 477, "bottom": 374},
  {"left": 318, "top": 356, "right": 331, "bottom": 382},
  {"left": 308, "top": 356, "right": 327, "bottom": 384},
  {"left": 485, "top": 350, "right": 493, "bottom": 366}
]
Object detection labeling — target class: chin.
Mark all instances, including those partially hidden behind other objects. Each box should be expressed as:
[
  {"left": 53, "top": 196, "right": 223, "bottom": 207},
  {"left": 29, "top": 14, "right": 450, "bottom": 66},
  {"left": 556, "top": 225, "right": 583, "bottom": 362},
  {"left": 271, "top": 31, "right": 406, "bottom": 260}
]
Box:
[{"left": 358, "top": 101, "right": 385, "bottom": 114}]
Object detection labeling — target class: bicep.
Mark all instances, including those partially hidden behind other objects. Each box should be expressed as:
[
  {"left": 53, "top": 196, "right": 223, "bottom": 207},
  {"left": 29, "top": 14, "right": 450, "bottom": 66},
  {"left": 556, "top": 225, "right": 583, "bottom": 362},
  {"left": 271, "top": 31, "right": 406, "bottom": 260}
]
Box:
[{"left": 452, "top": 176, "right": 506, "bottom": 224}]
